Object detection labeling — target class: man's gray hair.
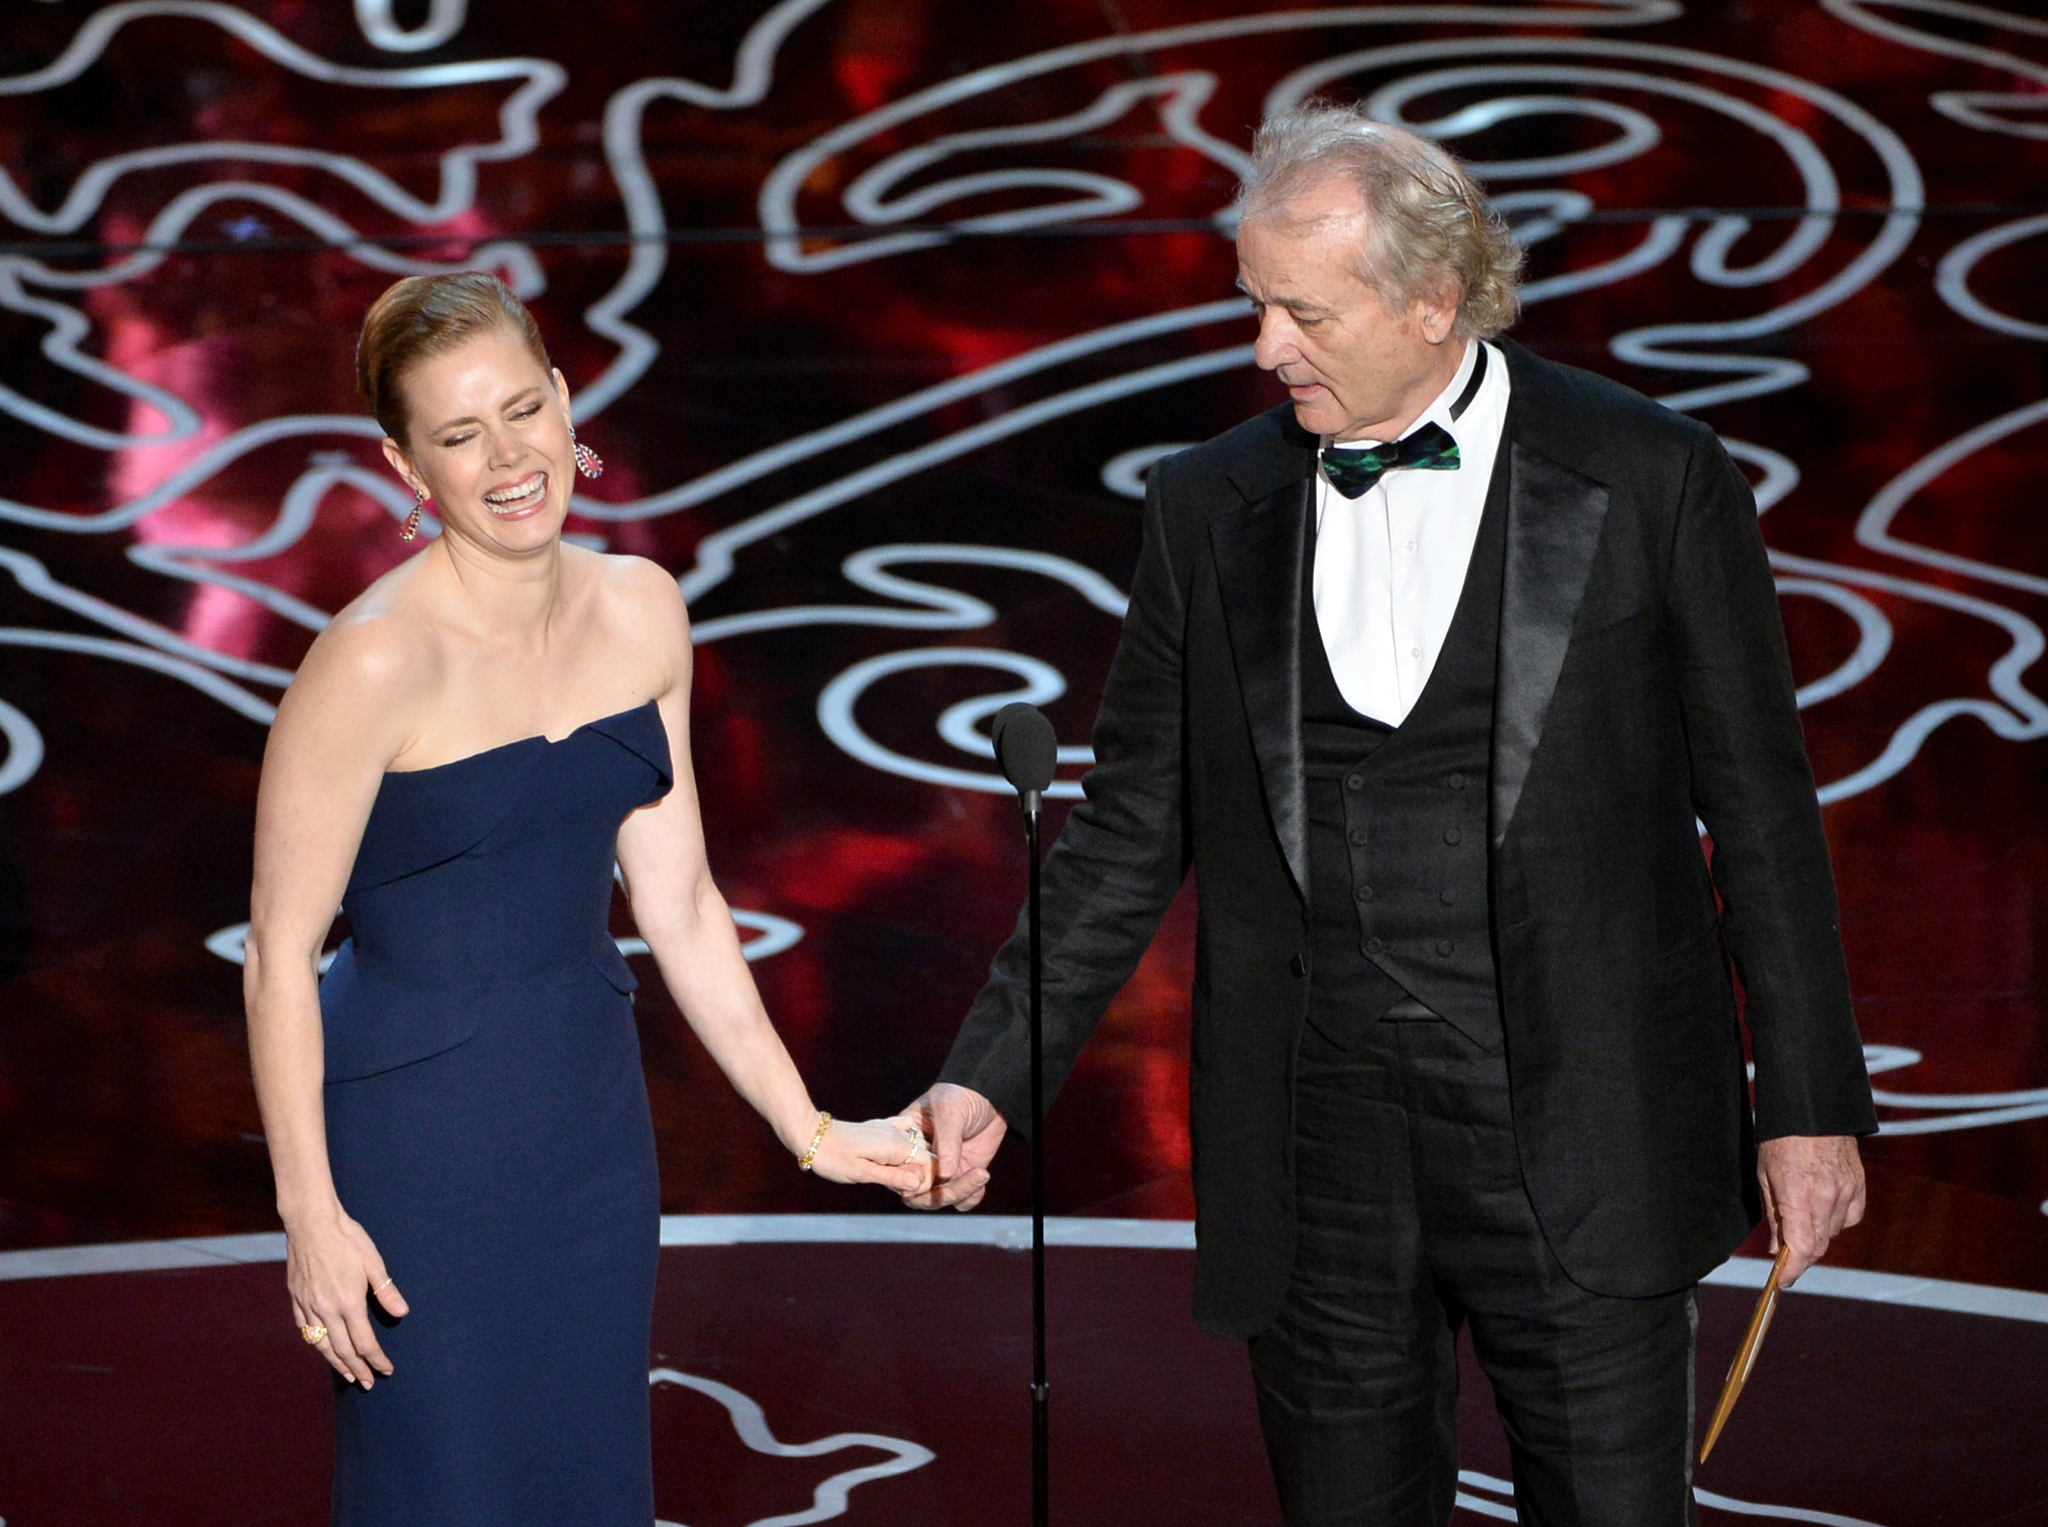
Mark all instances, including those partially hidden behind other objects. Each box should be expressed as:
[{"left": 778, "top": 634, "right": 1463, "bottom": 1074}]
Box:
[{"left": 1235, "top": 101, "right": 1523, "bottom": 339}]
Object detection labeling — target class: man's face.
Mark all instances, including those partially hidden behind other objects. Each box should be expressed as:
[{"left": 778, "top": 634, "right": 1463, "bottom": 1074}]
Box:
[{"left": 1236, "top": 176, "right": 1462, "bottom": 443}]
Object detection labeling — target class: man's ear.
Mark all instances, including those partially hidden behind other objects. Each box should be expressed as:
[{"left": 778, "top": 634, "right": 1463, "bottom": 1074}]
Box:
[{"left": 1416, "top": 277, "right": 1462, "bottom": 346}]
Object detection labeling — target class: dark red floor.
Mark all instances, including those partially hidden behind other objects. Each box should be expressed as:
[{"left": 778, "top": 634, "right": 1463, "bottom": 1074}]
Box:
[
  {"left": 1, "top": 0, "right": 2047, "bottom": 1518},
  {"left": 4, "top": 1238, "right": 2046, "bottom": 1526}
]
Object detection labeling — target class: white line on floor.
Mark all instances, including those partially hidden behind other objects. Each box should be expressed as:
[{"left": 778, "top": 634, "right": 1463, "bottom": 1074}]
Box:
[{"left": 2, "top": 1216, "right": 2044, "bottom": 1327}]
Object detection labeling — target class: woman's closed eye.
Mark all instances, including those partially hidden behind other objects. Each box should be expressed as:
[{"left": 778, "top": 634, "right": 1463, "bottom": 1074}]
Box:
[{"left": 437, "top": 405, "right": 541, "bottom": 449}]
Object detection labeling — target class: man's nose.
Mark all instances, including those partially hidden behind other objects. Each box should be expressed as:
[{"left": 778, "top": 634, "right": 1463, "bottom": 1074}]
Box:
[{"left": 1253, "top": 310, "right": 1295, "bottom": 373}]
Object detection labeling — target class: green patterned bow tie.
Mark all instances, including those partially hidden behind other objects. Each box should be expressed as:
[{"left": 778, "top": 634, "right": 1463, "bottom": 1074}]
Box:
[{"left": 1319, "top": 421, "right": 1461, "bottom": 499}]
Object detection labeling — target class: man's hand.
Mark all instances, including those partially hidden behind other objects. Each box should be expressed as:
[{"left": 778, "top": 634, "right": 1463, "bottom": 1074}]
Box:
[
  {"left": 892, "top": 1083, "right": 1007, "bottom": 1211},
  {"left": 1757, "top": 1134, "right": 1866, "bottom": 1286}
]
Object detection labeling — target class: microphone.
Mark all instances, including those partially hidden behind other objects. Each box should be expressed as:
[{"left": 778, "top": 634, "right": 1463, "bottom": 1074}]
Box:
[{"left": 990, "top": 702, "right": 1058, "bottom": 813}]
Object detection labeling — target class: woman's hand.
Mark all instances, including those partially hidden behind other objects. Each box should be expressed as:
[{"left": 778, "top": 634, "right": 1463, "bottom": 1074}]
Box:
[
  {"left": 286, "top": 1206, "right": 409, "bottom": 1388},
  {"left": 803, "top": 1116, "right": 932, "bottom": 1197}
]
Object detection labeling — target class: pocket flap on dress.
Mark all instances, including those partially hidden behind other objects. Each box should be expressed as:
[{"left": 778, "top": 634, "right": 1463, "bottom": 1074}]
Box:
[
  {"left": 319, "top": 941, "right": 482, "bottom": 1083},
  {"left": 590, "top": 935, "right": 639, "bottom": 993}
]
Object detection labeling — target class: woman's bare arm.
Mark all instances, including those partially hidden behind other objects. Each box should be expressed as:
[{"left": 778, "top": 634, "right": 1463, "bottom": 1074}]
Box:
[
  {"left": 609, "top": 564, "right": 925, "bottom": 1192},
  {"left": 246, "top": 610, "right": 423, "bottom": 1386}
]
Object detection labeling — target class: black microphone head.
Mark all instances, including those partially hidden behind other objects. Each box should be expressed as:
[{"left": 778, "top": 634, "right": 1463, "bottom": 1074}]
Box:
[{"left": 990, "top": 702, "right": 1058, "bottom": 796}]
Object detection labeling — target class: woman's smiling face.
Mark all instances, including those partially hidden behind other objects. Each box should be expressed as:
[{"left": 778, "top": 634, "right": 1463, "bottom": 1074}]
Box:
[{"left": 382, "top": 324, "right": 575, "bottom": 555}]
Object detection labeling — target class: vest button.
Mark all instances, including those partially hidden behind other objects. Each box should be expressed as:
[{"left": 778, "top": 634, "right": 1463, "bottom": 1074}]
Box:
[
  {"left": 1440, "top": 888, "right": 1458, "bottom": 905},
  {"left": 1443, "top": 827, "right": 1462, "bottom": 846},
  {"left": 1436, "top": 938, "right": 1455, "bottom": 957},
  {"left": 1354, "top": 885, "right": 1374, "bottom": 902},
  {"left": 1365, "top": 937, "right": 1386, "bottom": 955},
  {"left": 1289, "top": 954, "right": 1307, "bottom": 979},
  {"left": 1447, "top": 772, "right": 1466, "bottom": 790},
  {"left": 1345, "top": 773, "right": 1365, "bottom": 791},
  {"left": 1349, "top": 827, "right": 1369, "bottom": 846}
]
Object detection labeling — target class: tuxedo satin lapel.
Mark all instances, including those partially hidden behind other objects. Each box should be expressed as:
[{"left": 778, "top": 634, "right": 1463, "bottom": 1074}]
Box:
[
  {"left": 1210, "top": 477, "right": 1312, "bottom": 901},
  {"left": 1492, "top": 440, "right": 1611, "bottom": 848}
]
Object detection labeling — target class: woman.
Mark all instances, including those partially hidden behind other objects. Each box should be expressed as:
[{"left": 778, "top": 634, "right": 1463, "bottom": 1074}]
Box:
[{"left": 244, "top": 271, "right": 928, "bottom": 1524}]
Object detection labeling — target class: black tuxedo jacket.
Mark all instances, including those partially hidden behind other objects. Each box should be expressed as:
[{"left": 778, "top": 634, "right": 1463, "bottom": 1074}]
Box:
[{"left": 941, "top": 339, "right": 1877, "bottom": 1339}]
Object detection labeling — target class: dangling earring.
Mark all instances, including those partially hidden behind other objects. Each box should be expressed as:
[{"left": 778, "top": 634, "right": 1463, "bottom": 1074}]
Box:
[
  {"left": 571, "top": 429, "right": 604, "bottom": 480},
  {"left": 401, "top": 486, "right": 425, "bottom": 541}
]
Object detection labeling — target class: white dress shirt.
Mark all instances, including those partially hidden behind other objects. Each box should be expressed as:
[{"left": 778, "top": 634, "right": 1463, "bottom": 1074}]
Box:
[{"left": 1312, "top": 338, "right": 1511, "bottom": 726}]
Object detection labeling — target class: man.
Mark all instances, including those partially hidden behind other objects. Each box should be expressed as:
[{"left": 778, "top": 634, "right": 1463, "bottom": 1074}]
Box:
[{"left": 901, "top": 103, "right": 1876, "bottom": 1525}]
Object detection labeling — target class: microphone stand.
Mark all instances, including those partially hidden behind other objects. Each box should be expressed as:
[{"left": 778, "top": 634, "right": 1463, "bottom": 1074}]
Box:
[
  {"left": 1021, "top": 784, "right": 1048, "bottom": 1527},
  {"left": 991, "top": 701, "right": 1057, "bottom": 1527}
]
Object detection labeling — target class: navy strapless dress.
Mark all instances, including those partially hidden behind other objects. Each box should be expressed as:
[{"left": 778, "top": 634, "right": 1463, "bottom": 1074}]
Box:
[{"left": 319, "top": 701, "right": 672, "bottom": 1525}]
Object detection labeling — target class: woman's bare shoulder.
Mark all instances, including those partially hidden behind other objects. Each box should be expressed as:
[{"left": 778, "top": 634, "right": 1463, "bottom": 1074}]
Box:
[
  {"left": 276, "top": 567, "right": 439, "bottom": 754},
  {"left": 575, "top": 548, "right": 691, "bottom": 644}
]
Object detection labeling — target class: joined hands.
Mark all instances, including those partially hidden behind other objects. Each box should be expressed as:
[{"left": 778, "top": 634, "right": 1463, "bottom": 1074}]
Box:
[
  {"left": 890, "top": 1083, "right": 1006, "bottom": 1210},
  {"left": 806, "top": 1115, "right": 937, "bottom": 1198}
]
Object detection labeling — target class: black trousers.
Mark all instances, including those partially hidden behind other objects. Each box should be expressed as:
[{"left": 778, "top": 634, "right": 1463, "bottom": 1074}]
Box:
[{"left": 1250, "top": 1012, "right": 1699, "bottom": 1527}]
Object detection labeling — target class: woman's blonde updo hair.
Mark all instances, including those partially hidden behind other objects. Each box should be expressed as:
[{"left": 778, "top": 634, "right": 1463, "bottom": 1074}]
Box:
[
  {"left": 1235, "top": 101, "right": 1523, "bottom": 339},
  {"left": 355, "top": 272, "right": 553, "bottom": 443}
]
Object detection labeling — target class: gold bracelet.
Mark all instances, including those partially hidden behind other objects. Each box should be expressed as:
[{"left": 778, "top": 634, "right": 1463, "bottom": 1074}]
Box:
[{"left": 798, "top": 1112, "right": 832, "bottom": 1172}]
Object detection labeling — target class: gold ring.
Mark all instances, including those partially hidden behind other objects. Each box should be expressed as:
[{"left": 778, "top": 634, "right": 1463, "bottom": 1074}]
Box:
[
  {"left": 373, "top": 1277, "right": 394, "bottom": 1294},
  {"left": 301, "top": 1323, "right": 329, "bottom": 1345},
  {"left": 902, "top": 1126, "right": 928, "bottom": 1166}
]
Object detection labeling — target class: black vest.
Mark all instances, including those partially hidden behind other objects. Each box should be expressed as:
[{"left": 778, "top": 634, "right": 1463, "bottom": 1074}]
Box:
[{"left": 1301, "top": 446, "right": 1510, "bottom": 1048}]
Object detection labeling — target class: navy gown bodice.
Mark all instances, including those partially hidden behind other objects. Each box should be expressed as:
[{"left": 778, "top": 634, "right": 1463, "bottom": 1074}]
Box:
[{"left": 322, "top": 702, "right": 673, "bottom": 1081}]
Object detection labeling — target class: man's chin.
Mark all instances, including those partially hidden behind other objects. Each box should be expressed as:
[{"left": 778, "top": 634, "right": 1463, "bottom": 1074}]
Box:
[{"left": 1290, "top": 397, "right": 1341, "bottom": 437}]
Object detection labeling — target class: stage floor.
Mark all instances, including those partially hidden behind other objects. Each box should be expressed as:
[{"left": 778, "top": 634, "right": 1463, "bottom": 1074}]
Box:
[
  {"left": 4, "top": 1222, "right": 2047, "bottom": 1527},
  {"left": 2, "top": 0, "right": 2048, "bottom": 1519}
]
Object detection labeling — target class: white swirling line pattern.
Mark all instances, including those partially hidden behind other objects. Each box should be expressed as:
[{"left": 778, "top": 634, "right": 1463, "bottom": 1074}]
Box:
[
  {"left": 687, "top": 1397, "right": 1887, "bottom": 1526},
  {"left": 649, "top": 1368, "right": 933, "bottom": 1527},
  {"left": 0, "top": 0, "right": 2040, "bottom": 1159}
]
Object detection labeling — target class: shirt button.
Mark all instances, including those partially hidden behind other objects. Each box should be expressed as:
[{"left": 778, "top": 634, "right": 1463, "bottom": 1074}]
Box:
[
  {"left": 1405, "top": 539, "right": 1417, "bottom": 552},
  {"left": 1447, "top": 772, "right": 1465, "bottom": 790},
  {"left": 1354, "top": 885, "right": 1375, "bottom": 902},
  {"left": 1349, "top": 827, "right": 1369, "bottom": 846},
  {"left": 1444, "top": 828, "right": 1462, "bottom": 846},
  {"left": 1440, "top": 889, "right": 1458, "bottom": 906},
  {"left": 1345, "top": 773, "right": 1365, "bottom": 791},
  {"left": 1365, "top": 937, "right": 1386, "bottom": 955},
  {"left": 1436, "top": 939, "right": 1455, "bottom": 957},
  {"left": 1410, "top": 646, "right": 1422, "bottom": 659}
]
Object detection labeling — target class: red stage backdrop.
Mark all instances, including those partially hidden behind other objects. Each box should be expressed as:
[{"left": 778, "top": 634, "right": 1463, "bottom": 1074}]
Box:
[{"left": 0, "top": 0, "right": 2044, "bottom": 1291}]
